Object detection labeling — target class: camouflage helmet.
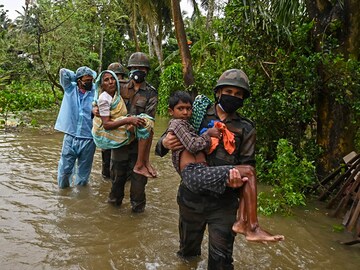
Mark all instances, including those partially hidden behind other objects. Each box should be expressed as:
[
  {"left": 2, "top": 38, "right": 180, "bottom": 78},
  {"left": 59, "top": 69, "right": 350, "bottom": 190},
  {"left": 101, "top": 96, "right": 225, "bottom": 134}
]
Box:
[
  {"left": 127, "top": 52, "right": 150, "bottom": 69},
  {"left": 214, "top": 69, "right": 250, "bottom": 98},
  {"left": 107, "top": 62, "right": 127, "bottom": 76}
]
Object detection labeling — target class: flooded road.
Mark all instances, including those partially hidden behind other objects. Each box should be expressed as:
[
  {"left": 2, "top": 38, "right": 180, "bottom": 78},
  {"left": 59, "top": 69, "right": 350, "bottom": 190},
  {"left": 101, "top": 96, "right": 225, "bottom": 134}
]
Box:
[{"left": 0, "top": 114, "right": 359, "bottom": 269}]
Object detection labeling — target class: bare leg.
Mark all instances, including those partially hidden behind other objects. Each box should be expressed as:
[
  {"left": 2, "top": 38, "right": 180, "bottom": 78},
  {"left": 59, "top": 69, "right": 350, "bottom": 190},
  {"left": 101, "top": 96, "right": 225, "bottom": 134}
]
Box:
[
  {"left": 233, "top": 165, "right": 285, "bottom": 242},
  {"left": 232, "top": 188, "right": 247, "bottom": 235},
  {"left": 133, "top": 138, "right": 153, "bottom": 178},
  {"left": 144, "top": 132, "right": 157, "bottom": 177}
]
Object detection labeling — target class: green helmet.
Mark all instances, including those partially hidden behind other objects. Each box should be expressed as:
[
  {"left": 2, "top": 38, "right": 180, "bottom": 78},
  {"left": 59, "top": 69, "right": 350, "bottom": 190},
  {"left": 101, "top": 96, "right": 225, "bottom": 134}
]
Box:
[
  {"left": 127, "top": 52, "right": 150, "bottom": 69},
  {"left": 107, "top": 62, "right": 126, "bottom": 76},
  {"left": 214, "top": 69, "right": 250, "bottom": 98}
]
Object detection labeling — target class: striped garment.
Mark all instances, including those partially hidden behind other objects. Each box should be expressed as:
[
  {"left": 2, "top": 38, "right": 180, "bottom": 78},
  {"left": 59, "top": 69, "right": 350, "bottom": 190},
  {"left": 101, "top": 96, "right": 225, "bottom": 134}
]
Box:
[
  {"left": 92, "top": 93, "right": 132, "bottom": 149},
  {"left": 92, "top": 91, "right": 154, "bottom": 149}
]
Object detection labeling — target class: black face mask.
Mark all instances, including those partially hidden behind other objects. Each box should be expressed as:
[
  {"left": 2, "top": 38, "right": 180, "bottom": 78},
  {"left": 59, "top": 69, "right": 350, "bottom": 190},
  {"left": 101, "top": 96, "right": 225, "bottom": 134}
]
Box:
[
  {"left": 129, "top": 69, "right": 146, "bottom": 83},
  {"left": 218, "top": 94, "right": 244, "bottom": 113},
  {"left": 82, "top": 81, "right": 93, "bottom": 91}
]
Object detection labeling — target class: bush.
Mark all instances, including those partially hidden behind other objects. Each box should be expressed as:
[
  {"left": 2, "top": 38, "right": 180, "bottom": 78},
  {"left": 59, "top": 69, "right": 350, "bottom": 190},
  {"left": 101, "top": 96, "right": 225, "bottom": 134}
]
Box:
[
  {"left": 257, "top": 138, "right": 316, "bottom": 215},
  {"left": 0, "top": 80, "right": 57, "bottom": 127},
  {"left": 157, "top": 63, "right": 185, "bottom": 115}
]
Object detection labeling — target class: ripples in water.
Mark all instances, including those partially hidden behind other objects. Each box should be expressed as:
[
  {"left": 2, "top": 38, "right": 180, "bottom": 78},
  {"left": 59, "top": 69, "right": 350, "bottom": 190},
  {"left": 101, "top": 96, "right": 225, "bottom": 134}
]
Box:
[{"left": 0, "top": 117, "right": 359, "bottom": 270}]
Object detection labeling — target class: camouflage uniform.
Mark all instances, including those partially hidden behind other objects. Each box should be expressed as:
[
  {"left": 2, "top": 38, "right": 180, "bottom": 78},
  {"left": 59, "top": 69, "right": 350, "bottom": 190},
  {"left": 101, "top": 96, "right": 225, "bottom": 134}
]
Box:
[
  {"left": 109, "top": 79, "right": 158, "bottom": 212},
  {"left": 156, "top": 69, "right": 255, "bottom": 269}
]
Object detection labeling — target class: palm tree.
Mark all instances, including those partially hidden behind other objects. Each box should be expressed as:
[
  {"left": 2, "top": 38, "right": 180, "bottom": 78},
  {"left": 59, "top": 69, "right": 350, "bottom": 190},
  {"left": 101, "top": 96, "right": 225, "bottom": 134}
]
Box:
[{"left": 170, "top": 0, "right": 195, "bottom": 89}]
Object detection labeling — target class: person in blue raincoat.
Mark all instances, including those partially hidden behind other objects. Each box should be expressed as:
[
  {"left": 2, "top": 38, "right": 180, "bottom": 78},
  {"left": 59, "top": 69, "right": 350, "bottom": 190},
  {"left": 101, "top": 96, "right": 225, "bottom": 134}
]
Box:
[{"left": 55, "top": 66, "right": 97, "bottom": 188}]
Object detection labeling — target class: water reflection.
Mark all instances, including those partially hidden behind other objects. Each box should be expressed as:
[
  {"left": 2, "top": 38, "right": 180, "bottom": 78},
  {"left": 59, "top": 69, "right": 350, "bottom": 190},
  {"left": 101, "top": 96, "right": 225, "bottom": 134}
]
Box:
[{"left": 0, "top": 116, "right": 359, "bottom": 270}]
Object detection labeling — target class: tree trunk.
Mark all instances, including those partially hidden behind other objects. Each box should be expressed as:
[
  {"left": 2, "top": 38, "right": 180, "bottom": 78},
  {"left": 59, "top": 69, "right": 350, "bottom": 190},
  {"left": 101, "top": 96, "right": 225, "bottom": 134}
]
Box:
[
  {"left": 131, "top": 21, "right": 140, "bottom": 52},
  {"left": 170, "top": 0, "right": 195, "bottom": 92},
  {"left": 206, "top": 0, "right": 215, "bottom": 30},
  {"left": 305, "top": 0, "right": 360, "bottom": 176},
  {"left": 98, "top": 26, "right": 104, "bottom": 74},
  {"left": 148, "top": 23, "right": 164, "bottom": 71},
  {"left": 147, "top": 24, "right": 154, "bottom": 57}
]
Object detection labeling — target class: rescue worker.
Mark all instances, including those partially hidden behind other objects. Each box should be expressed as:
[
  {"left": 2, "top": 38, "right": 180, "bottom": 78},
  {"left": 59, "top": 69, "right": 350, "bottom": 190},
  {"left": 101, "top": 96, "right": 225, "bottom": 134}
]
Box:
[
  {"left": 156, "top": 69, "right": 257, "bottom": 269},
  {"left": 55, "top": 66, "right": 97, "bottom": 188},
  {"left": 108, "top": 52, "right": 158, "bottom": 213},
  {"left": 101, "top": 62, "right": 128, "bottom": 179}
]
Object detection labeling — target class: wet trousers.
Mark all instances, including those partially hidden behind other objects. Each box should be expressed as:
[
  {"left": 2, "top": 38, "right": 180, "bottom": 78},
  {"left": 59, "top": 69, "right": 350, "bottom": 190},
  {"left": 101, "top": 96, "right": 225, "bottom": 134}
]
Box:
[
  {"left": 177, "top": 184, "right": 239, "bottom": 270},
  {"left": 57, "top": 134, "right": 96, "bottom": 188},
  {"left": 101, "top": 149, "right": 111, "bottom": 178},
  {"left": 109, "top": 141, "right": 148, "bottom": 212}
]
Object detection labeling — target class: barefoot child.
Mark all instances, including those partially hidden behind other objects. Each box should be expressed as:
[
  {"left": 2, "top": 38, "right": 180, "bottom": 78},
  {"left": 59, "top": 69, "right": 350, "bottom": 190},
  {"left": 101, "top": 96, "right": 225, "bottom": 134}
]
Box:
[
  {"left": 92, "top": 70, "right": 156, "bottom": 178},
  {"left": 167, "top": 91, "right": 284, "bottom": 242}
]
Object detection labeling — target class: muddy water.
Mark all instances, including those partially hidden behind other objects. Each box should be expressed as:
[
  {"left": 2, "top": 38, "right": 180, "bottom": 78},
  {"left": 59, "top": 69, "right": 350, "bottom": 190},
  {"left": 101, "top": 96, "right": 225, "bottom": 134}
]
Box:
[{"left": 0, "top": 114, "right": 359, "bottom": 270}]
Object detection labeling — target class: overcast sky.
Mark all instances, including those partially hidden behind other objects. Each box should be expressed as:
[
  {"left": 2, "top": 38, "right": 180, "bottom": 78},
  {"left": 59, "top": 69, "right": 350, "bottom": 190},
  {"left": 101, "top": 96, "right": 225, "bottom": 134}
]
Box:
[{"left": 1, "top": 0, "right": 194, "bottom": 20}]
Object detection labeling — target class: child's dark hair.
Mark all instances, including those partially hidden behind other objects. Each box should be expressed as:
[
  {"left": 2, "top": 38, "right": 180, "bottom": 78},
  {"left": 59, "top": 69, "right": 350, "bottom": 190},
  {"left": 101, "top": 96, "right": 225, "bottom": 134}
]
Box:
[{"left": 168, "top": 91, "right": 193, "bottom": 109}]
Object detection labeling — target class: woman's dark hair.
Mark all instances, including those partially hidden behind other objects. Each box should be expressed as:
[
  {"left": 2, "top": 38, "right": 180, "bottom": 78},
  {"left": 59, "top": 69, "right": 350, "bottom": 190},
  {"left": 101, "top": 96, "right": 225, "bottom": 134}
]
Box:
[{"left": 168, "top": 91, "right": 193, "bottom": 109}]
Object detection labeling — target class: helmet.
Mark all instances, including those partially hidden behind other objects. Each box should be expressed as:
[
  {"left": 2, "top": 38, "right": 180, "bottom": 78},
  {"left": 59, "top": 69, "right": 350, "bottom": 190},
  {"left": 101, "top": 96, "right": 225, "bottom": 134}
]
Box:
[
  {"left": 75, "top": 66, "right": 97, "bottom": 80},
  {"left": 214, "top": 69, "right": 250, "bottom": 98},
  {"left": 127, "top": 52, "right": 150, "bottom": 69},
  {"left": 107, "top": 62, "right": 127, "bottom": 75}
]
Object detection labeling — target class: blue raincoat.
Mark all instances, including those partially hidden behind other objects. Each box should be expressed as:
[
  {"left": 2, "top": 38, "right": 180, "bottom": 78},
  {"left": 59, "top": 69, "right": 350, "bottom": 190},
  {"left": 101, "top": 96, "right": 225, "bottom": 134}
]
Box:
[{"left": 55, "top": 67, "right": 97, "bottom": 188}]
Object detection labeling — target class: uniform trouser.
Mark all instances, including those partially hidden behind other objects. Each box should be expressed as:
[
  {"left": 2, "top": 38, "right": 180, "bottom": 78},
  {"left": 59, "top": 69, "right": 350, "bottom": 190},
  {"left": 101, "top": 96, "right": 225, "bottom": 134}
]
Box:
[
  {"left": 109, "top": 141, "right": 148, "bottom": 211},
  {"left": 101, "top": 149, "right": 111, "bottom": 178},
  {"left": 57, "top": 134, "right": 96, "bottom": 188},
  {"left": 177, "top": 184, "right": 239, "bottom": 270}
]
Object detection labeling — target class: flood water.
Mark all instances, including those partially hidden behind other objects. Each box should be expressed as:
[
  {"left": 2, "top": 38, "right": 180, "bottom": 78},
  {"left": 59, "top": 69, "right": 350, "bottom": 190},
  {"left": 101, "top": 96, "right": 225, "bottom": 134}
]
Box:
[{"left": 0, "top": 112, "right": 359, "bottom": 270}]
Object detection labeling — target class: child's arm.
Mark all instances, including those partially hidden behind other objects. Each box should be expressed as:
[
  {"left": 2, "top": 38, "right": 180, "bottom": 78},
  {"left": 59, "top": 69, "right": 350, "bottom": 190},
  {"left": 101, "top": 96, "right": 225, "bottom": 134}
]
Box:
[
  {"left": 168, "top": 119, "right": 218, "bottom": 154},
  {"left": 101, "top": 115, "right": 146, "bottom": 131}
]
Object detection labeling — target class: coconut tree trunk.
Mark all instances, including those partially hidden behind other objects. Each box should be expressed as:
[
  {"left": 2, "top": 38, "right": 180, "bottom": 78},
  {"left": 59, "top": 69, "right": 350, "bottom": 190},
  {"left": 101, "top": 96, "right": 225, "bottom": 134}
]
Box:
[
  {"left": 206, "top": 0, "right": 215, "bottom": 30},
  {"left": 170, "top": 0, "right": 195, "bottom": 92},
  {"left": 305, "top": 0, "right": 360, "bottom": 176},
  {"left": 148, "top": 23, "right": 164, "bottom": 69}
]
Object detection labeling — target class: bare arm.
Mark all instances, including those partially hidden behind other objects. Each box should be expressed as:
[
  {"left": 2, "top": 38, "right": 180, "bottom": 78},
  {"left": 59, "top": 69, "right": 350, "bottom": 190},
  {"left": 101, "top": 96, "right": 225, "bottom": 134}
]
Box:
[
  {"left": 168, "top": 120, "right": 212, "bottom": 154},
  {"left": 101, "top": 115, "right": 146, "bottom": 130}
]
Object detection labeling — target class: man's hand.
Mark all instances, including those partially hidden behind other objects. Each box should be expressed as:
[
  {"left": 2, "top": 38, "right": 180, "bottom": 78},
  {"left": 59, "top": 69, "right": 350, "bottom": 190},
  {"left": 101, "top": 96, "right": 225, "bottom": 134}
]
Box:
[
  {"left": 127, "top": 116, "right": 146, "bottom": 127},
  {"left": 227, "top": 168, "right": 248, "bottom": 188},
  {"left": 163, "top": 132, "right": 184, "bottom": 151}
]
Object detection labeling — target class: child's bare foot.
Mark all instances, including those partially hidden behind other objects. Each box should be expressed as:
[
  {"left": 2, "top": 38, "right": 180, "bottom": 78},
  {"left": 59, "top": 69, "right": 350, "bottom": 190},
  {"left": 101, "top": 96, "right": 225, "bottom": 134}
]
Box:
[
  {"left": 245, "top": 226, "right": 285, "bottom": 243},
  {"left": 232, "top": 220, "right": 247, "bottom": 235},
  {"left": 146, "top": 163, "right": 157, "bottom": 177},
  {"left": 133, "top": 166, "right": 153, "bottom": 178}
]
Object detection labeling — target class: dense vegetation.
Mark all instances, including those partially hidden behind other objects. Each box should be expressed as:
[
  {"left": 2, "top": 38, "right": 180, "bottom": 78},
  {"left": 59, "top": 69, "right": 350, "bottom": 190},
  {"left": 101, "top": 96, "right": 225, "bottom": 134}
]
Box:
[{"left": 0, "top": 0, "right": 359, "bottom": 215}]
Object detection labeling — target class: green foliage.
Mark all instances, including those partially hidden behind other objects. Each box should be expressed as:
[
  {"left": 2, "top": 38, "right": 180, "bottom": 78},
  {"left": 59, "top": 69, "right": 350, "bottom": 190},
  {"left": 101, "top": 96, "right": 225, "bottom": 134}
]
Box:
[
  {"left": 0, "top": 81, "right": 56, "bottom": 127},
  {"left": 321, "top": 54, "right": 360, "bottom": 125},
  {"left": 157, "top": 63, "right": 184, "bottom": 115},
  {"left": 332, "top": 224, "right": 345, "bottom": 232},
  {"left": 257, "top": 139, "right": 316, "bottom": 215}
]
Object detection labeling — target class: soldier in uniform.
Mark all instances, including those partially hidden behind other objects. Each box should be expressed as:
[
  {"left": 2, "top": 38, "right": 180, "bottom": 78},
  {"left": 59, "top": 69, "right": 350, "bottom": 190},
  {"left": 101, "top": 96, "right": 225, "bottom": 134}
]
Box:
[
  {"left": 101, "top": 62, "right": 128, "bottom": 179},
  {"left": 108, "top": 52, "right": 158, "bottom": 213},
  {"left": 156, "top": 69, "right": 283, "bottom": 269}
]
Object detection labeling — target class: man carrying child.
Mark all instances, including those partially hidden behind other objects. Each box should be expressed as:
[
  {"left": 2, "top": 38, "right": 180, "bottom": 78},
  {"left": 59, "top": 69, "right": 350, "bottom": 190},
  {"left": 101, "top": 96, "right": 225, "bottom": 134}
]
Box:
[{"left": 156, "top": 69, "right": 284, "bottom": 270}]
